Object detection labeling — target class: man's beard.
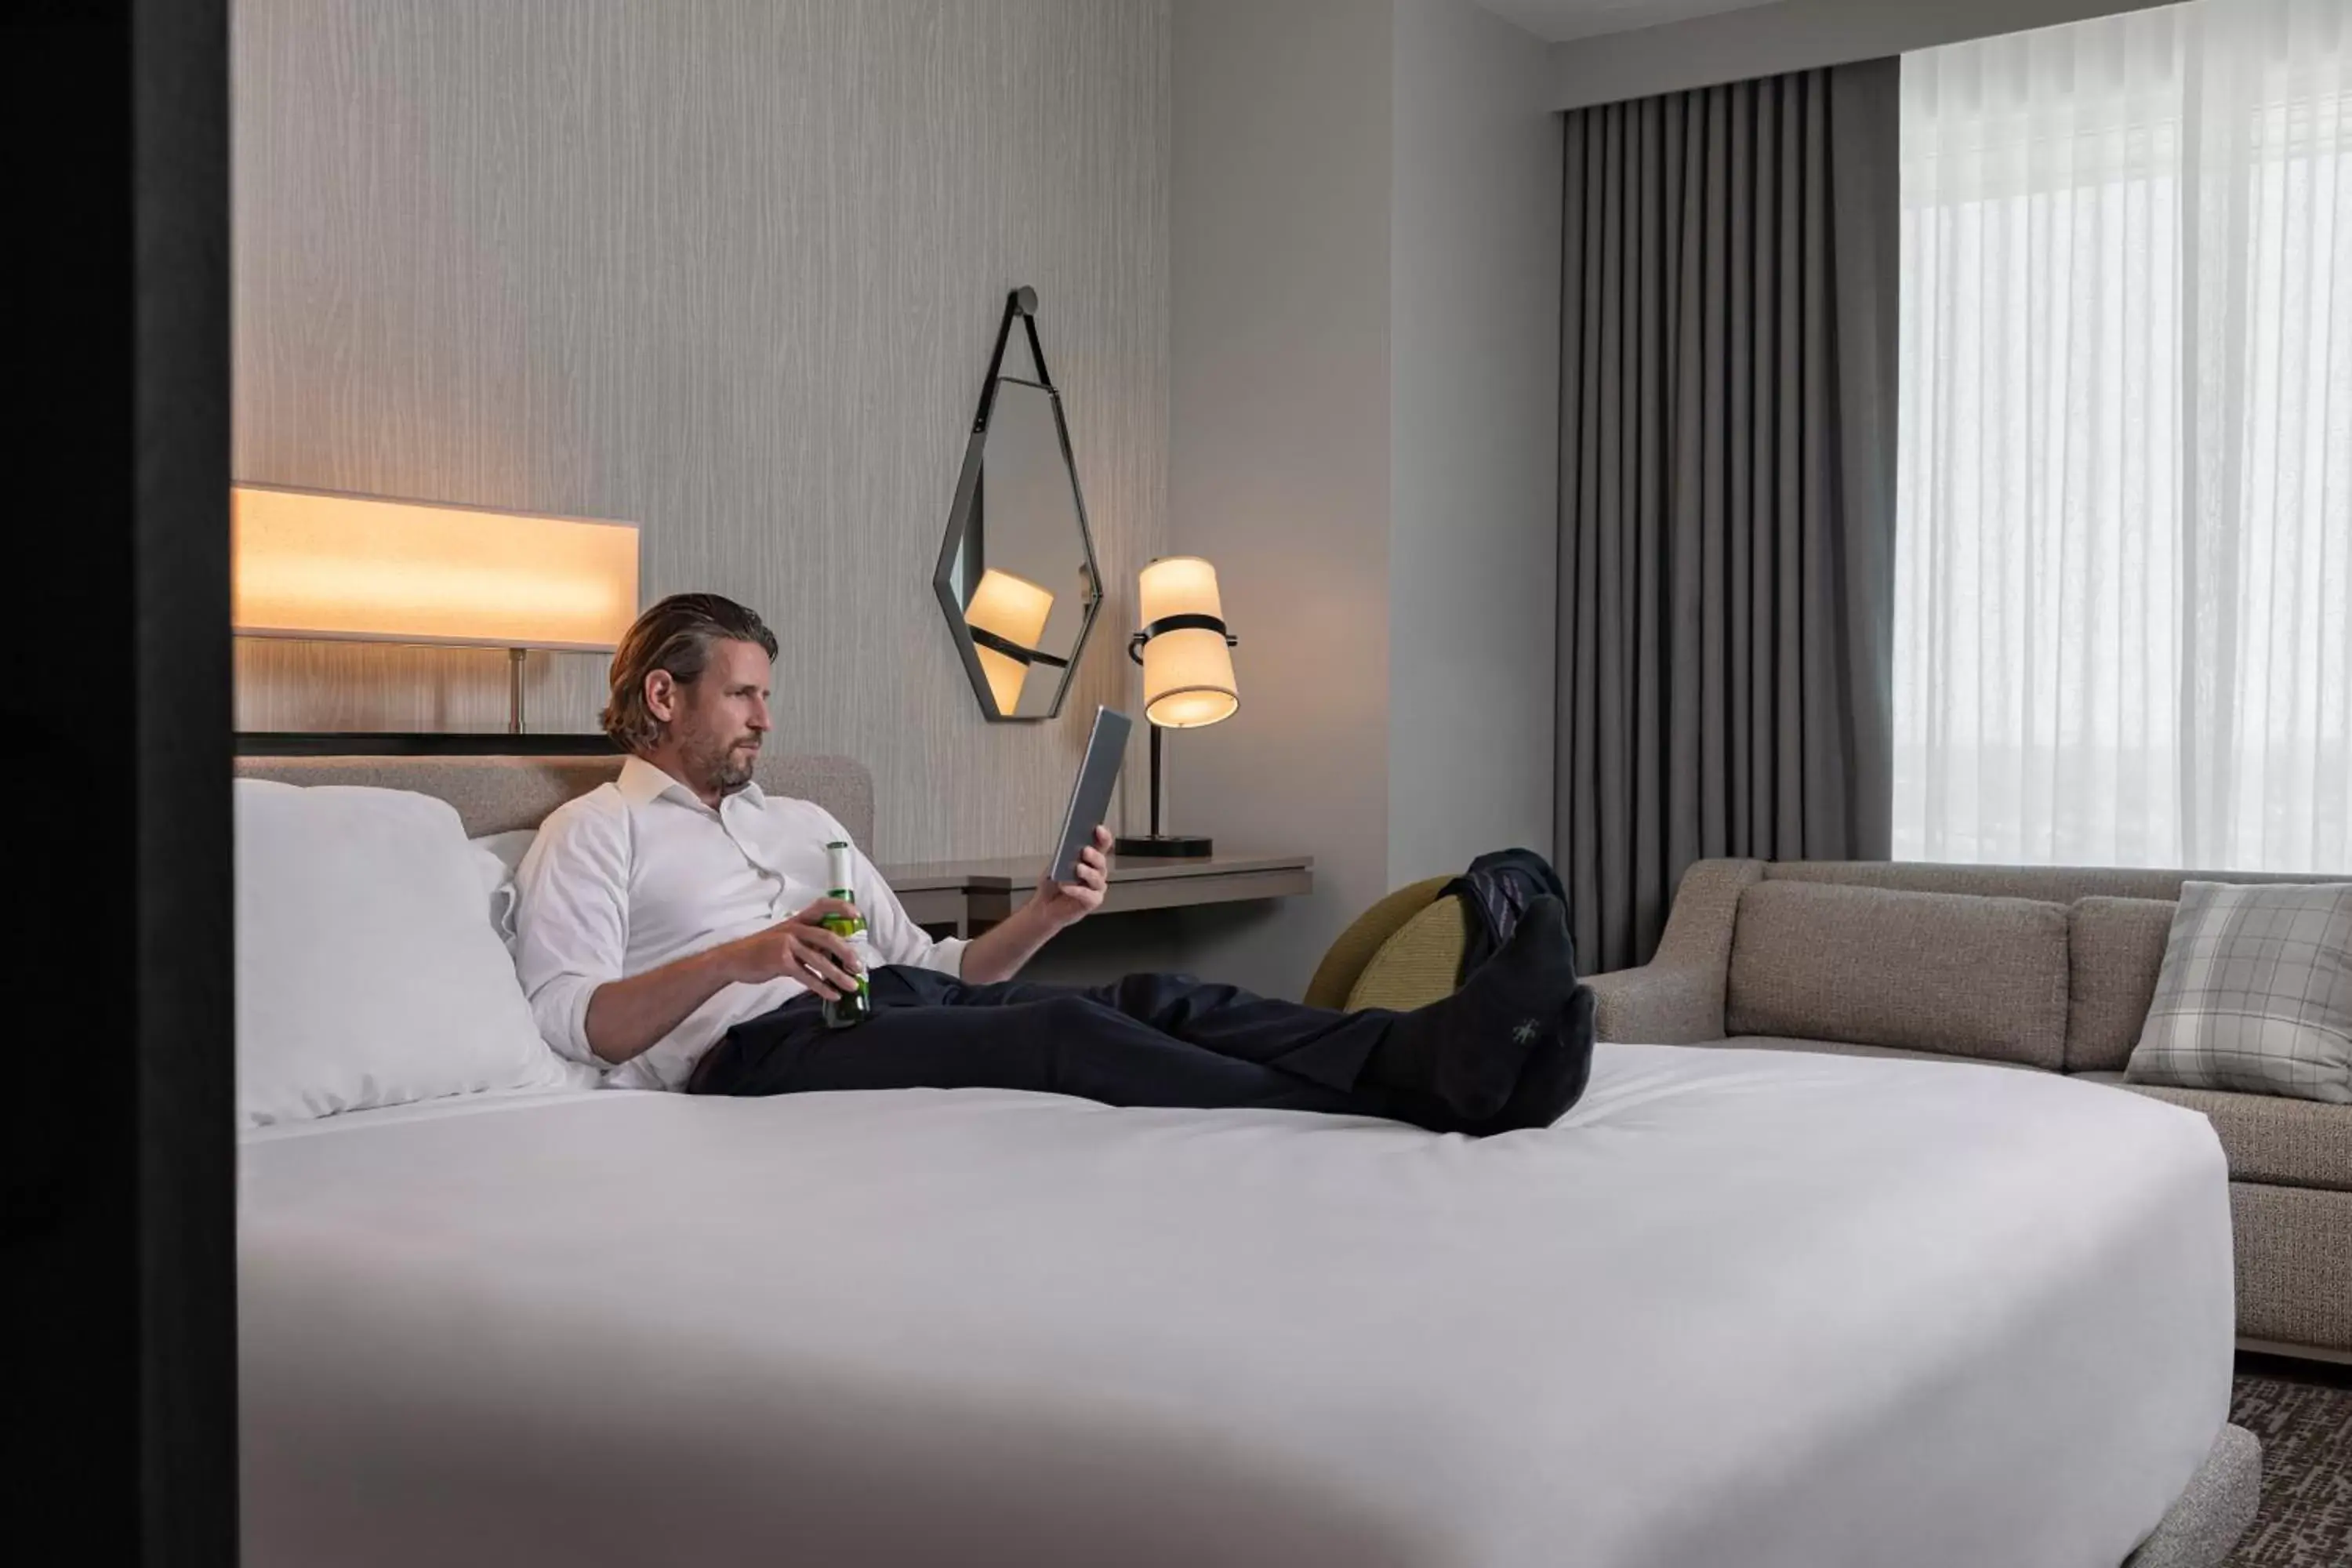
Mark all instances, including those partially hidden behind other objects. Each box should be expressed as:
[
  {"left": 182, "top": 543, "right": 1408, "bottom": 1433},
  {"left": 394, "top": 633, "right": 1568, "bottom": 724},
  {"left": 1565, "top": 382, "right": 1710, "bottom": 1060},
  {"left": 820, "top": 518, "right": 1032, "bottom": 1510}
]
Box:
[{"left": 686, "top": 731, "right": 760, "bottom": 794}]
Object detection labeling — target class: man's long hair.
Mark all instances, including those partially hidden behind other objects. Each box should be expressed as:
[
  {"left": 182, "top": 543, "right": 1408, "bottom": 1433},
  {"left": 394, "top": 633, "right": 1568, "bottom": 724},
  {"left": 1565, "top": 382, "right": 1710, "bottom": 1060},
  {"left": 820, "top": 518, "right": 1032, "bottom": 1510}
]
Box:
[{"left": 601, "top": 593, "right": 779, "bottom": 752}]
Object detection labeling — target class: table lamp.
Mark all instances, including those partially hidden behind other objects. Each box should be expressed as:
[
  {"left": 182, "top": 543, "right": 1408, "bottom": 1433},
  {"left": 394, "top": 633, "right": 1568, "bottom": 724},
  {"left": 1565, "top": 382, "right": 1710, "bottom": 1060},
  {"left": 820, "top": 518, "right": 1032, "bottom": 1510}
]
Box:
[
  {"left": 231, "top": 485, "right": 640, "bottom": 733},
  {"left": 961, "top": 567, "right": 1058, "bottom": 717},
  {"left": 1114, "top": 555, "right": 1239, "bottom": 858}
]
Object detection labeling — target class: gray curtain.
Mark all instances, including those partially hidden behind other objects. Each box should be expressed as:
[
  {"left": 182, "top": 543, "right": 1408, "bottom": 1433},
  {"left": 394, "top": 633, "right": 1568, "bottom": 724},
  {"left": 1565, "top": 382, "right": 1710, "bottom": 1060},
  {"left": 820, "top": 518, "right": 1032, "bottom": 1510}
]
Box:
[{"left": 1556, "top": 59, "right": 1899, "bottom": 975}]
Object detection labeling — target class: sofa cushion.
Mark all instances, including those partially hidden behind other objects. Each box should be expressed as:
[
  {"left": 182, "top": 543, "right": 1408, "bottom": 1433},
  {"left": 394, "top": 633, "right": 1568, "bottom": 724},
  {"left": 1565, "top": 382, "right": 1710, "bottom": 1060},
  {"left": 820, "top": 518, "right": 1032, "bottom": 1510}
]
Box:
[
  {"left": 2078, "top": 1072, "right": 2352, "bottom": 1190},
  {"left": 1719, "top": 1036, "right": 2045, "bottom": 1073},
  {"left": 1726, "top": 880, "right": 2071, "bottom": 1069},
  {"left": 2066, "top": 896, "right": 2177, "bottom": 1072},
  {"left": 2126, "top": 880, "right": 2352, "bottom": 1104}
]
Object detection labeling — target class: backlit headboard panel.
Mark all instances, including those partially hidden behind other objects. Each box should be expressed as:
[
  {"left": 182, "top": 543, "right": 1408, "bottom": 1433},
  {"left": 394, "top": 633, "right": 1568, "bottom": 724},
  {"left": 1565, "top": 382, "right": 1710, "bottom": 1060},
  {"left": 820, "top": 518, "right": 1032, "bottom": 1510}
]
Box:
[{"left": 232, "top": 753, "right": 875, "bottom": 846}]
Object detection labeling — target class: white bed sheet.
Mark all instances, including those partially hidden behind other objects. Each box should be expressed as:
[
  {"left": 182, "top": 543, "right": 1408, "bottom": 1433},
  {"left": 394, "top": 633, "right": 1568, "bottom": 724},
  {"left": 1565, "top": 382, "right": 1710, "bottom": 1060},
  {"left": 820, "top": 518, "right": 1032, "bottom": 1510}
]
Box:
[
  {"left": 238, "top": 1082, "right": 616, "bottom": 1142},
  {"left": 239, "top": 1043, "right": 2235, "bottom": 1568}
]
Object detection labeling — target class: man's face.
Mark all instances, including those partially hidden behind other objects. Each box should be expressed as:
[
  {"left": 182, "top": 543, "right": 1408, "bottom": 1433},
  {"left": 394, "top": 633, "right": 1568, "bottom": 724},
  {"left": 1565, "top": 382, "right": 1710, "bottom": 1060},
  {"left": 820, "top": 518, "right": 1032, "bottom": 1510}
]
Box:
[{"left": 661, "top": 638, "right": 773, "bottom": 795}]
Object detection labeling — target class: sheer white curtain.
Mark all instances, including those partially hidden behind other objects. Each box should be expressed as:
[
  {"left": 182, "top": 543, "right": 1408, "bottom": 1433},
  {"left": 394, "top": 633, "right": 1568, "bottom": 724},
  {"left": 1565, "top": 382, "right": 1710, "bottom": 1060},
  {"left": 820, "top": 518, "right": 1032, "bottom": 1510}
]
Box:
[{"left": 1895, "top": 0, "right": 2352, "bottom": 869}]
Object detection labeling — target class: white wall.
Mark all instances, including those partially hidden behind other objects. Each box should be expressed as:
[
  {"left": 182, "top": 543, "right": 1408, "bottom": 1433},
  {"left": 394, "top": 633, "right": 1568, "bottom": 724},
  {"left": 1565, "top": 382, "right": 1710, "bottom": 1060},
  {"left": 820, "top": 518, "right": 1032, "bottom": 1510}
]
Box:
[
  {"left": 1388, "top": 0, "right": 1561, "bottom": 887},
  {"left": 1167, "top": 0, "right": 1398, "bottom": 996},
  {"left": 1549, "top": 0, "right": 2180, "bottom": 107},
  {"left": 232, "top": 0, "right": 1169, "bottom": 862},
  {"left": 1166, "top": 0, "right": 1556, "bottom": 996}
]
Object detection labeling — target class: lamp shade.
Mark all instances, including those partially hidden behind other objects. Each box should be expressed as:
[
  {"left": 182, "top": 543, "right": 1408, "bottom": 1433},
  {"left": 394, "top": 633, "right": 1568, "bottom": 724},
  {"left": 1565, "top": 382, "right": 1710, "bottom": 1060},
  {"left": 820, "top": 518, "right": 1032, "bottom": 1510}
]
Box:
[
  {"left": 964, "top": 567, "right": 1056, "bottom": 715},
  {"left": 1137, "top": 555, "right": 1238, "bottom": 728},
  {"left": 231, "top": 485, "right": 640, "bottom": 650}
]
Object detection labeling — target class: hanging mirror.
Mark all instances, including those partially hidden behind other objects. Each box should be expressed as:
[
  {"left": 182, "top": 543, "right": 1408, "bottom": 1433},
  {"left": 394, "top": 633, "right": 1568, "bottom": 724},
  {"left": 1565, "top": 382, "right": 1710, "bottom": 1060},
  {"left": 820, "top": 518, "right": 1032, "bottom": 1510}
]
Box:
[{"left": 933, "top": 287, "right": 1102, "bottom": 721}]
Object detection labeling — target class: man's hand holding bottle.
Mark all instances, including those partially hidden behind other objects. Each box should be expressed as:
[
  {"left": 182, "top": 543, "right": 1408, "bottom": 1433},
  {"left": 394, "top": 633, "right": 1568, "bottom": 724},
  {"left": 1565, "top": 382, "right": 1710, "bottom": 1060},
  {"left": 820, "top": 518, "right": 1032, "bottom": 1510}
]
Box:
[{"left": 722, "top": 898, "right": 864, "bottom": 1000}]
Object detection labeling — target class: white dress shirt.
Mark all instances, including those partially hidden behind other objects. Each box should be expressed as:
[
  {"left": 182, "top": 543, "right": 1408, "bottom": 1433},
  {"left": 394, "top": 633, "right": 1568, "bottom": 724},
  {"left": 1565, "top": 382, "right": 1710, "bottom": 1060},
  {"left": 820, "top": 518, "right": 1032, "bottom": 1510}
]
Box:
[{"left": 514, "top": 755, "right": 966, "bottom": 1091}]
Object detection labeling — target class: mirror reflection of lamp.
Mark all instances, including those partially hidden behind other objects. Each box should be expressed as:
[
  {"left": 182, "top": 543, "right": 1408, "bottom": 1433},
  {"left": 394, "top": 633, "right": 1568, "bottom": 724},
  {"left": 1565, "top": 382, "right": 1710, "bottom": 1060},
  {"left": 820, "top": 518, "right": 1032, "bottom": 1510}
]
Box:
[
  {"left": 963, "top": 568, "right": 1056, "bottom": 717},
  {"left": 1116, "top": 556, "right": 1238, "bottom": 858}
]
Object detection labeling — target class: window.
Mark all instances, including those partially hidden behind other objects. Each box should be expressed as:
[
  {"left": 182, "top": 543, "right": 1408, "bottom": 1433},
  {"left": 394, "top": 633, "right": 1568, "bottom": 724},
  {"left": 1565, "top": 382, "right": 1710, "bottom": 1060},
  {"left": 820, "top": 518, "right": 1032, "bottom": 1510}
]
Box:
[{"left": 1894, "top": 0, "right": 2352, "bottom": 869}]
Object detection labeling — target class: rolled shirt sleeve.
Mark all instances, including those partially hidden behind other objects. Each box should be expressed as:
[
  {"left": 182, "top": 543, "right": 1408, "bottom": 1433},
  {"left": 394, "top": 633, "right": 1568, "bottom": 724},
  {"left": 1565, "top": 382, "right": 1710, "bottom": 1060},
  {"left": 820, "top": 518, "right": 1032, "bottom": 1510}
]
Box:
[{"left": 513, "top": 801, "right": 631, "bottom": 1067}]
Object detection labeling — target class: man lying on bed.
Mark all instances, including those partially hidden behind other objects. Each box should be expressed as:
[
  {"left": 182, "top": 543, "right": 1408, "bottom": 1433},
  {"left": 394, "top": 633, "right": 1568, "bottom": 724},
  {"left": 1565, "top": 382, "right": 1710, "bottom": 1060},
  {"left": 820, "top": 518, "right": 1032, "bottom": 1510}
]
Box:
[{"left": 514, "top": 593, "right": 1595, "bottom": 1134}]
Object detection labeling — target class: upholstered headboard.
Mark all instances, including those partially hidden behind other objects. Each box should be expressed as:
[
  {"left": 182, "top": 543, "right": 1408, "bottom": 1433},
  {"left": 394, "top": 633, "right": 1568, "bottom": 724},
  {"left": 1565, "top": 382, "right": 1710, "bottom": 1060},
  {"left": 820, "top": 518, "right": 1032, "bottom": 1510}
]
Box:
[{"left": 233, "top": 753, "right": 876, "bottom": 846}]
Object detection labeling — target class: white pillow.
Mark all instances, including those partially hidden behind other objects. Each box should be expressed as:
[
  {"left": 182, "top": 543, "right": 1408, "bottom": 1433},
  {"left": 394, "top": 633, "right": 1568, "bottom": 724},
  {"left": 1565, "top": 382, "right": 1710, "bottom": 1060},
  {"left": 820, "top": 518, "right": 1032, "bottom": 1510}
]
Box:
[
  {"left": 237, "top": 782, "right": 582, "bottom": 1127},
  {"left": 470, "top": 828, "right": 539, "bottom": 953}
]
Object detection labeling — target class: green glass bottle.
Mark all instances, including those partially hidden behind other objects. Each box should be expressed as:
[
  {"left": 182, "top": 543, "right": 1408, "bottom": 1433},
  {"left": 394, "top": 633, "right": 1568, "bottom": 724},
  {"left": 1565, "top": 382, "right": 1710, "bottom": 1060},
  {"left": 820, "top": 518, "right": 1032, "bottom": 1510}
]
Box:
[{"left": 820, "top": 840, "right": 873, "bottom": 1029}]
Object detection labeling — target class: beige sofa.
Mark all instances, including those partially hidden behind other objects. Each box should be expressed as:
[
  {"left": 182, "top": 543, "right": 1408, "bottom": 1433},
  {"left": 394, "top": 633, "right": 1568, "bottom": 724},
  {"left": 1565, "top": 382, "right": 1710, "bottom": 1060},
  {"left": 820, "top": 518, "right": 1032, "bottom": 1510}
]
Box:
[{"left": 1589, "top": 858, "right": 2352, "bottom": 1363}]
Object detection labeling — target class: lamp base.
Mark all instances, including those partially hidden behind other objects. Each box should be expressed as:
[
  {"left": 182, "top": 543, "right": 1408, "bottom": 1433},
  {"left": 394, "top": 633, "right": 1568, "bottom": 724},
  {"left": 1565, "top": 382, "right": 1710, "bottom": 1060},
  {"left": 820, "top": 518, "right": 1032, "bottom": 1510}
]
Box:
[{"left": 1113, "top": 833, "right": 1213, "bottom": 858}]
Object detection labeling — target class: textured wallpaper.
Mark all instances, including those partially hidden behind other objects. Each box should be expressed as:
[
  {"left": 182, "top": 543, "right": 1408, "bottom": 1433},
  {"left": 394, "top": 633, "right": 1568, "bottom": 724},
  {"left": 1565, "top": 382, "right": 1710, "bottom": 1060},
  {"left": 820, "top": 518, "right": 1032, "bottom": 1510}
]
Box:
[{"left": 231, "top": 0, "right": 1170, "bottom": 860}]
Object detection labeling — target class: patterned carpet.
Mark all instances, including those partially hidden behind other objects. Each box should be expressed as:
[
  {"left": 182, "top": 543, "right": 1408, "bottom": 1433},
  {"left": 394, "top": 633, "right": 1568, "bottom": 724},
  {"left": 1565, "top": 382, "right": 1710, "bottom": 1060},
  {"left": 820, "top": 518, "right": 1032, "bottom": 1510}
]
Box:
[{"left": 2227, "top": 1361, "right": 2352, "bottom": 1567}]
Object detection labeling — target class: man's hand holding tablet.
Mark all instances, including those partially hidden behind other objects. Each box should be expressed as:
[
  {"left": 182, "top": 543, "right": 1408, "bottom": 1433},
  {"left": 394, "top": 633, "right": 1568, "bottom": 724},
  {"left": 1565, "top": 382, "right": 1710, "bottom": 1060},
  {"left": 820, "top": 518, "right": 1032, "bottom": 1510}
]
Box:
[
  {"left": 1037, "top": 705, "right": 1130, "bottom": 927},
  {"left": 953, "top": 706, "right": 1128, "bottom": 985},
  {"left": 1034, "top": 824, "right": 1113, "bottom": 930}
]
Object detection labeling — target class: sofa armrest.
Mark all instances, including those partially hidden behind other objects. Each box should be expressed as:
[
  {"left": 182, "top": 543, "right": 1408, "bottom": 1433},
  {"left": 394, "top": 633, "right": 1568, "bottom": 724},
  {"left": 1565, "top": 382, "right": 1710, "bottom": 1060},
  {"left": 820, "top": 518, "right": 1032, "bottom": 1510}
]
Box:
[
  {"left": 1587, "top": 964, "right": 1726, "bottom": 1044},
  {"left": 1584, "top": 858, "right": 1762, "bottom": 1043}
]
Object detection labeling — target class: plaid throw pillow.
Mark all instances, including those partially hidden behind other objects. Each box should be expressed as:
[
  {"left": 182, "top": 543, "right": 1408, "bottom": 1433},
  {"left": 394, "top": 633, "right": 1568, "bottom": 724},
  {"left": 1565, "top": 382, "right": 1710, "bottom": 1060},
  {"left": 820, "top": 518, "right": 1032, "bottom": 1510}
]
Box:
[{"left": 2125, "top": 881, "right": 2352, "bottom": 1104}]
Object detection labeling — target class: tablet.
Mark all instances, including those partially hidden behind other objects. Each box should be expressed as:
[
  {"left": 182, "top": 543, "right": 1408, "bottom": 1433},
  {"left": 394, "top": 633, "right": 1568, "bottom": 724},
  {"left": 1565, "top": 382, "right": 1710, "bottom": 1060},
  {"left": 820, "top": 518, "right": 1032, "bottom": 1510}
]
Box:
[{"left": 1050, "top": 706, "right": 1132, "bottom": 884}]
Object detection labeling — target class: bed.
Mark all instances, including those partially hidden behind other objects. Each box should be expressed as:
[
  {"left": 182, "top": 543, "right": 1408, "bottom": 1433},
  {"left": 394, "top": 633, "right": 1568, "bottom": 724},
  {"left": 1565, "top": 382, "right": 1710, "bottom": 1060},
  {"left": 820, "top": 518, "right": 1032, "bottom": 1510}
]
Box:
[
  {"left": 241, "top": 1047, "right": 2247, "bottom": 1566},
  {"left": 234, "top": 754, "right": 2255, "bottom": 1566}
]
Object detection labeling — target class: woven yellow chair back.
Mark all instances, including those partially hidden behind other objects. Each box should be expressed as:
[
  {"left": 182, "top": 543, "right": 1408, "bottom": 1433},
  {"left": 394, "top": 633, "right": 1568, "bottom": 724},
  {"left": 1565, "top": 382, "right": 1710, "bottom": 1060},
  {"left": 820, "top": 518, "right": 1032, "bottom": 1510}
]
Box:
[
  {"left": 1302, "top": 877, "right": 1470, "bottom": 1013},
  {"left": 1345, "top": 896, "right": 1471, "bottom": 1011}
]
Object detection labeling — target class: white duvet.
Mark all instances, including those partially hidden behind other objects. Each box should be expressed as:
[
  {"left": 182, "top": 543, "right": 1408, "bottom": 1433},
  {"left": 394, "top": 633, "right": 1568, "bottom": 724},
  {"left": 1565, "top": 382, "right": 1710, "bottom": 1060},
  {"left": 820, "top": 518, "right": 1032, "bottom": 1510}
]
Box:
[{"left": 240, "top": 1044, "right": 2234, "bottom": 1568}]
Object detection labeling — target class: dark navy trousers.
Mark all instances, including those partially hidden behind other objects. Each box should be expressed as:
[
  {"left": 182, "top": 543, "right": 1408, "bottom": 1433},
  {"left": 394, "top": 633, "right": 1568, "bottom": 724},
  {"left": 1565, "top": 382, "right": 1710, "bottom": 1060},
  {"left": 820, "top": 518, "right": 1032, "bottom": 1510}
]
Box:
[{"left": 687, "top": 966, "right": 1440, "bottom": 1128}]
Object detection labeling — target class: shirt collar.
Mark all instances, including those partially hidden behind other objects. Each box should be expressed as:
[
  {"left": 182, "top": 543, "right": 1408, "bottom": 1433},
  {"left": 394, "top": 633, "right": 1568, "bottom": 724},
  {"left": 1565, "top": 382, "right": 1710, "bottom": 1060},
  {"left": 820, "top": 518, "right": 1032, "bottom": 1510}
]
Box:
[{"left": 616, "top": 754, "right": 765, "bottom": 812}]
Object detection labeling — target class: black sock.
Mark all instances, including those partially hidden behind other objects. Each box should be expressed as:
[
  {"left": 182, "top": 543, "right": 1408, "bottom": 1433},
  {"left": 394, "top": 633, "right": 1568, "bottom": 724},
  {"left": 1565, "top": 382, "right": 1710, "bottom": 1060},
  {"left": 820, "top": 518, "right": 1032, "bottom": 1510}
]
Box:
[
  {"left": 1363, "top": 896, "right": 1578, "bottom": 1120},
  {"left": 1466, "top": 984, "right": 1596, "bottom": 1135}
]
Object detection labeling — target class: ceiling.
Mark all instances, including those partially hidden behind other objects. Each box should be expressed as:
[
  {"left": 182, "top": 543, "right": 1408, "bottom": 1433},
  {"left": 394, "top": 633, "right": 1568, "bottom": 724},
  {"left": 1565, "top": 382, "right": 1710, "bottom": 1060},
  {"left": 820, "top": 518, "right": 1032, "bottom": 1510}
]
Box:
[{"left": 1476, "top": 0, "right": 1786, "bottom": 45}]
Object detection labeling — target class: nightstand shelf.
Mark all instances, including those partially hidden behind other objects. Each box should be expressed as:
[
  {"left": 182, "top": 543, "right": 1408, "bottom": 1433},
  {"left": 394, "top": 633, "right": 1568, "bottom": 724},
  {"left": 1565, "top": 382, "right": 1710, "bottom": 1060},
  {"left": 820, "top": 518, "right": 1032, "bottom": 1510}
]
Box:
[{"left": 877, "top": 851, "right": 1312, "bottom": 937}]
